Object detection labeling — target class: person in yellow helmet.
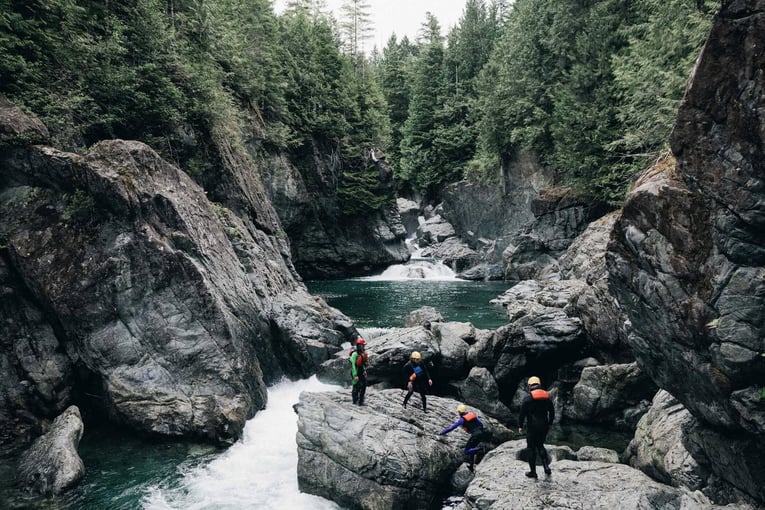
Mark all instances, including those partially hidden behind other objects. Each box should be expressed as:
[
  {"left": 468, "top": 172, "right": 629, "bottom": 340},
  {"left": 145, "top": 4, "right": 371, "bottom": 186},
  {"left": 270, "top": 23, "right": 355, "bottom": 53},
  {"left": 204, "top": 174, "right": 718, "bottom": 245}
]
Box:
[
  {"left": 439, "top": 404, "right": 488, "bottom": 472},
  {"left": 402, "top": 351, "right": 432, "bottom": 412},
  {"left": 518, "top": 376, "right": 555, "bottom": 478}
]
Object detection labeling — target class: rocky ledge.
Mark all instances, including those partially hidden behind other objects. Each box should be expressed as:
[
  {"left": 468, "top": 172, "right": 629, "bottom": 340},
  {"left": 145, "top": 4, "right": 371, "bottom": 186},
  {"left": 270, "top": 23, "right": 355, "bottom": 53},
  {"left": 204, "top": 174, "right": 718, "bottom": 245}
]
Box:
[
  {"left": 296, "top": 390, "right": 739, "bottom": 510},
  {"left": 0, "top": 102, "right": 352, "bottom": 447}
]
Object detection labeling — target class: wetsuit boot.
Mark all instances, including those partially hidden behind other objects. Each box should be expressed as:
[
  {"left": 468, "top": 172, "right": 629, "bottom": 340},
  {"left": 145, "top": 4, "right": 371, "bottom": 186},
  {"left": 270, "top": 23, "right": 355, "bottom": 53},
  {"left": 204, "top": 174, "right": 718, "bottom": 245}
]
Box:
[{"left": 542, "top": 448, "right": 551, "bottom": 475}]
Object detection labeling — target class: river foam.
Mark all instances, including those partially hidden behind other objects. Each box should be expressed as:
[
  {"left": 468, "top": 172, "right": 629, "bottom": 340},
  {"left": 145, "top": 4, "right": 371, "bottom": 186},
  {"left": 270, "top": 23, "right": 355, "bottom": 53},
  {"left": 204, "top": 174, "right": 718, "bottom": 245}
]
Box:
[{"left": 142, "top": 377, "right": 342, "bottom": 510}]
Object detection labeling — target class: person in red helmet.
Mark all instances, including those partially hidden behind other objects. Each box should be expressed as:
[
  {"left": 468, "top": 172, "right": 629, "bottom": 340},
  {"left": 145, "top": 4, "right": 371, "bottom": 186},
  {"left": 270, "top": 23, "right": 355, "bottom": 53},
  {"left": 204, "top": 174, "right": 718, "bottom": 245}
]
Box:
[{"left": 349, "top": 337, "right": 368, "bottom": 405}]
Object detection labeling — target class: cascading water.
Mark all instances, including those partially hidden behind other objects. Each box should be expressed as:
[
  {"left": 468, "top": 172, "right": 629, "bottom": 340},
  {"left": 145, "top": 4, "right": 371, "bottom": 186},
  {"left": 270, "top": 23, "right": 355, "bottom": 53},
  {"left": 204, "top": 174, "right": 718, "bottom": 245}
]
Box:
[
  {"left": 361, "top": 232, "right": 457, "bottom": 281},
  {"left": 141, "top": 377, "right": 342, "bottom": 510}
]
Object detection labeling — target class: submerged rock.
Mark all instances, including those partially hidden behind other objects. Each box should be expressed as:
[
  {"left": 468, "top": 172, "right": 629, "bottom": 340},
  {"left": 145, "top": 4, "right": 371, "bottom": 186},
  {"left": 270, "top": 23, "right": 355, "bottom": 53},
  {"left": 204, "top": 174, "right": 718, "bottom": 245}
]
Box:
[{"left": 17, "top": 406, "right": 84, "bottom": 496}]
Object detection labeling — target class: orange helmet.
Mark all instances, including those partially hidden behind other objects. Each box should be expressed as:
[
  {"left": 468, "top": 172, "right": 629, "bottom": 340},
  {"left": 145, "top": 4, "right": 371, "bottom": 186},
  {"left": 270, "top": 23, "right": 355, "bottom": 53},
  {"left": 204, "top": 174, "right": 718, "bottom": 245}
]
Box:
[{"left": 355, "top": 337, "right": 366, "bottom": 345}]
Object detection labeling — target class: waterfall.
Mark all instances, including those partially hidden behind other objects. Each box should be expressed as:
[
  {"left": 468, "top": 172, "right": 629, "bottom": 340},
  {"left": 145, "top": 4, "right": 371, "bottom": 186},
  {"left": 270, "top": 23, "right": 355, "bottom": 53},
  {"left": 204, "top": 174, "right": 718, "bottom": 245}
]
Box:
[{"left": 360, "top": 233, "right": 457, "bottom": 281}]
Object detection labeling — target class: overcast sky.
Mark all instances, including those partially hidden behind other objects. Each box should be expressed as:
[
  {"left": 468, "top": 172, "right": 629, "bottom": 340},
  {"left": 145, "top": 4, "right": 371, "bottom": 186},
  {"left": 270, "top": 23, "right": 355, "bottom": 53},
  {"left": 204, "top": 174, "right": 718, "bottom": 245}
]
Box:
[{"left": 272, "top": 0, "right": 469, "bottom": 52}]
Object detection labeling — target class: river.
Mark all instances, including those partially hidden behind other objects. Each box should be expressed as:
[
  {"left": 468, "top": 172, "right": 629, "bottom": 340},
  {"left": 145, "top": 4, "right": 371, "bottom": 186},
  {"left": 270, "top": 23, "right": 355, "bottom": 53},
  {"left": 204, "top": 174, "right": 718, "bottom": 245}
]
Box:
[{"left": 0, "top": 258, "right": 628, "bottom": 509}]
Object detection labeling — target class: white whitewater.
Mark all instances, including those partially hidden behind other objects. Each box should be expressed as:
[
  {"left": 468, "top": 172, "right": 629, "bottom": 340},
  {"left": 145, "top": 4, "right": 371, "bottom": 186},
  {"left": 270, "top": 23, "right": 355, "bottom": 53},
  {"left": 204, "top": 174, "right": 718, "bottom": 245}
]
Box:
[
  {"left": 142, "top": 377, "right": 342, "bottom": 510},
  {"left": 361, "top": 236, "right": 457, "bottom": 281}
]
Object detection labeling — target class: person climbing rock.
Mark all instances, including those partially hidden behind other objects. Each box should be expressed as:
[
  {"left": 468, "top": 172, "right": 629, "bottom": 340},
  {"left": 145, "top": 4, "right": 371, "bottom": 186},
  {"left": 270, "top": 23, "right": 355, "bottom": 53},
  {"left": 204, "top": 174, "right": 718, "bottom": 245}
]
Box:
[
  {"left": 349, "top": 337, "right": 368, "bottom": 405},
  {"left": 518, "top": 376, "right": 555, "bottom": 478},
  {"left": 402, "top": 351, "right": 432, "bottom": 412},
  {"left": 439, "top": 404, "right": 489, "bottom": 472}
]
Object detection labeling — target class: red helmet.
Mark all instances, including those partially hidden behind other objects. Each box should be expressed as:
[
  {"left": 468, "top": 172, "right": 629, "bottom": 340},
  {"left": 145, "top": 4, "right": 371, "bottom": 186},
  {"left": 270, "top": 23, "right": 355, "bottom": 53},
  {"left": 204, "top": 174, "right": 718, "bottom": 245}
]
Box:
[{"left": 355, "top": 337, "right": 366, "bottom": 345}]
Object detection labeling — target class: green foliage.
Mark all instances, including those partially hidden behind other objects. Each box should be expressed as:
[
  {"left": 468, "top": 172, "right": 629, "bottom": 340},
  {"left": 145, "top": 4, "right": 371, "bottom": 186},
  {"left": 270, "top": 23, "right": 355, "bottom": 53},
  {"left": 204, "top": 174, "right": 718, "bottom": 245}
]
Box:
[
  {"left": 472, "top": 0, "right": 715, "bottom": 205},
  {"left": 0, "top": 0, "right": 717, "bottom": 215},
  {"left": 62, "top": 189, "right": 96, "bottom": 222},
  {"left": 610, "top": 0, "right": 715, "bottom": 172}
]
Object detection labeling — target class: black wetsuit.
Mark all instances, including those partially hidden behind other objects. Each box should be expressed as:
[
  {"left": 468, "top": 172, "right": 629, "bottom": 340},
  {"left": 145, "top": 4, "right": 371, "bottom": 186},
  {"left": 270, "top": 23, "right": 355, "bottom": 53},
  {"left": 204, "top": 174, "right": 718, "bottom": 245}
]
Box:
[
  {"left": 518, "top": 385, "right": 555, "bottom": 474},
  {"left": 402, "top": 359, "right": 431, "bottom": 411}
]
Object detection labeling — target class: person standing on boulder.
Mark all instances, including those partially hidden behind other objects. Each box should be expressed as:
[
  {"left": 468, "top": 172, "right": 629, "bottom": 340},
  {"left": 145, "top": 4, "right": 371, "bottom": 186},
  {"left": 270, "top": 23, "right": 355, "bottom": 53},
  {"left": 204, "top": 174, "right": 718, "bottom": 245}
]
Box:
[
  {"left": 402, "top": 351, "right": 432, "bottom": 412},
  {"left": 439, "top": 404, "right": 488, "bottom": 472},
  {"left": 518, "top": 376, "right": 555, "bottom": 478},
  {"left": 350, "top": 337, "right": 368, "bottom": 405}
]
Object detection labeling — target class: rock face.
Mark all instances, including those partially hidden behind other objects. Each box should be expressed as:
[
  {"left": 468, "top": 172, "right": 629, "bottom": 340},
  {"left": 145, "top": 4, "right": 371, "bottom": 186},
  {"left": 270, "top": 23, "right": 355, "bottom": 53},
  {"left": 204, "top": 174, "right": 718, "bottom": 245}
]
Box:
[
  {"left": 557, "top": 211, "right": 630, "bottom": 356},
  {"left": 440, "top": 151, "right": 552, "bottom": 243},
  {"left": 0, "top": 104, "right": 350, "bottom": 445},
  {"left": 17, "top": 406, "right": 84, "bottom": 496},
  {"left": 458, "top": 440, "right": 729, "bottom": 510},
  {"left": 296, "top": 389, "right": 512, "bottom": 510},
  {"left": 607, "top": 1, "right": 765, "bottom": 502},
  {"left": 503, "top": 187, "right": 607, "bottom": 281},
  {"left": 0, "top": 256, "right": 72, "bottom": 445},
  {"left": 261, "top": 150, "right": 409, "bottom": 279}
]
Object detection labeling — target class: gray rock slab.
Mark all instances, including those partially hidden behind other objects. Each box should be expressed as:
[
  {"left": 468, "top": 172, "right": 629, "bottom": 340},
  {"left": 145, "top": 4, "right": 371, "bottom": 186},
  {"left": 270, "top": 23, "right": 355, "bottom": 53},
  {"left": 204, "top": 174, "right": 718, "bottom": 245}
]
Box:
[
  {"left": 296, "top": 389, "right": 512, "bottom": 510},
  {"left": 458, "top": 440, "right": 729, "bottom": 510},
  {"left": 17, "top": 406, "right": 84, "bottom": 496}
]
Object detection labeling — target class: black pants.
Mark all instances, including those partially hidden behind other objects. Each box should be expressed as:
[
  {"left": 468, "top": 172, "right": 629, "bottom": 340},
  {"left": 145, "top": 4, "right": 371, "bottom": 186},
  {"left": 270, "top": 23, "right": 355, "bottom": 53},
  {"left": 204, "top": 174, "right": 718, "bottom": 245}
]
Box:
[
  {"left": 526, "top": 428, "right": 550, "bottom": 473},
  {"left": 403, "top": 383, "right": 427, "bottom": 410},
  {"left": 464, "top": 429, "right": 488, "bottom": 455},
  {"left": 352, "top": 373, "right": 367, "bottom": 404}
]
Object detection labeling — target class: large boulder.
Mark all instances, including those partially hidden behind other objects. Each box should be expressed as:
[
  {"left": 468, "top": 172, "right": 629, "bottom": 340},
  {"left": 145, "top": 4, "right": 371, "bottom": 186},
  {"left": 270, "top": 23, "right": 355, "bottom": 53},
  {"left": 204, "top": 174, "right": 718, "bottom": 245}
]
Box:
[
  {"left": 296, "top": 390, "right": 512, "bottom": 510},
  {"left": 403, "top": 306, "right": 443, "bottom": 328},
  {"left": 564, "top": 362, "right": 656, "bottom": 430},
  {"left": 457, "top": 440, "right": 733, "bottom": 510},
  {"left": 430, "top": 322, "right": 474, "bottom": 379},
  {"left": 0, "top": 97, "right": 49, "bottom": 147},
  {"left": 491, "top": 309, "right": 586, "bottom": 389},
  {"left": 624, "top": 390, "right": 708, "bottom": 491},
  {"left": 458, "top": 367, "right": 514, "bottom": 423},
  {"left": 607, "top": 1, "right": 765, "bottom": 502},
  {"left": 396, "top": 197, "right": 420, "bottom": 236},
  {"left": 17, "top": 406, "right": 84, "bottom": 496},
  {"left": 0, "top": 105, "right": 351, "bottom": 444}
]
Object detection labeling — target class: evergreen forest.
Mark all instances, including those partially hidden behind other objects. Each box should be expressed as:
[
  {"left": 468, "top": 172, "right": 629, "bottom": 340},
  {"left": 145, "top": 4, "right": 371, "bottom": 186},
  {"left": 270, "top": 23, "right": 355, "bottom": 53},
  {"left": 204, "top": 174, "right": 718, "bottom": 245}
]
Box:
[{"left": 0, "top": 0, "right": 718, "bottom": 209}]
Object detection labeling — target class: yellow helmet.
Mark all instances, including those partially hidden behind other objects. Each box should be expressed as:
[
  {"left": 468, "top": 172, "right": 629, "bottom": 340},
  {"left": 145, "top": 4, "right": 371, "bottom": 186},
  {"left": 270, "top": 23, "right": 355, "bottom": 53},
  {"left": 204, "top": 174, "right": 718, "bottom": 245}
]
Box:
[
  {"left": 527, "top": 376, "right": 541, "bottom": 386},
  {"left": 410, "top": 351, "right": 422, "bottom": 360},
  {"left": 456, "top": 404, "right": 467, "bottom": 414}
]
